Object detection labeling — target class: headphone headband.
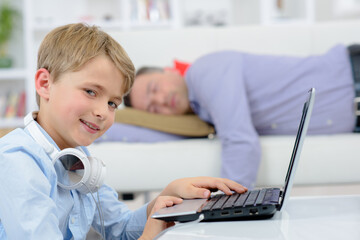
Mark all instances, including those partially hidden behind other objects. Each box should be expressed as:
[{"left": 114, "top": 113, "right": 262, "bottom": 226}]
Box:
[{"left": 24, "top": 112, "right": 57, "bottom": 159}]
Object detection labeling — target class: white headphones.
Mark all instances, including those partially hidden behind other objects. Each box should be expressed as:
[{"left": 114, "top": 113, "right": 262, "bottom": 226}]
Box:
[{"left": 24, "top": 112, "right": 106, "bottom": 194}]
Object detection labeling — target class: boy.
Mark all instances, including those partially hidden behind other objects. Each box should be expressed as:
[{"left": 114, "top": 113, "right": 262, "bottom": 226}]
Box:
[{"left": 0, "top": 23, "right": 246, "bottom": 239}]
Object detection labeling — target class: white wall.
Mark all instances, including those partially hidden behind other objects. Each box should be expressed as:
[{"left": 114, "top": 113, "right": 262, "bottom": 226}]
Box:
[{"left": 108, "top": 20, "right": 360, "bottom": 70}]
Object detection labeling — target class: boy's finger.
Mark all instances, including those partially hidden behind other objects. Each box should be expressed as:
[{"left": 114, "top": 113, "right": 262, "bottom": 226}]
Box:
[
  {"left": 184, "top": 186, "right": 210, "bottom": 199},
  {"left": 216, "top": 182, "right": 232, "bottom": 195},
  {"left": 171, "top": 197, "right": 183, "bottom": 204},
  {"left": 163, "top": 197, "right": 183, "bottom": 207},
  {"left": 221, "top": 179, "right": 248, "bottom": 193}
]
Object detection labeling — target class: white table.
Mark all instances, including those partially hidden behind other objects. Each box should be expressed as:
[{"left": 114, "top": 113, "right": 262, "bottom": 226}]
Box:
[{"left": 157, "top": 195, "right": 360, "bottom": 240}]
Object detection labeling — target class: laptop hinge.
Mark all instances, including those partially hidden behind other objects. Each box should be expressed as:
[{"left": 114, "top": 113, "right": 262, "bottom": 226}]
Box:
[{"left": 276, "top": 190, "right": 284, "bottom": 210}]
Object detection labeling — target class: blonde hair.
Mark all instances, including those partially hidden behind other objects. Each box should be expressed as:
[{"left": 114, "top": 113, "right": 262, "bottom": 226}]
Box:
[{"left": 36, "top": 23, "right": 135, "bottom": 106}]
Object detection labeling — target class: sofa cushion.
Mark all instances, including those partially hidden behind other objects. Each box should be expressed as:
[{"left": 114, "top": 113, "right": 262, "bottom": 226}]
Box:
[{"left": 115, "top": 107, "right": 215, "bottom": 137}]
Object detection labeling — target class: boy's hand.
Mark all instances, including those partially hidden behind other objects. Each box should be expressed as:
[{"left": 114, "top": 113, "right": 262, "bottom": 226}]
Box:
[
  {"left": 140, "top": 196, "right": 183, "bottom": 240},
  {"left": 161, "top": 177, "right": 248, "bottom": 199}
]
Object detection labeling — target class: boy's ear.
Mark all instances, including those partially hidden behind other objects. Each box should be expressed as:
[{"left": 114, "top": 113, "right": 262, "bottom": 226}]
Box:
[{"left": 35, "top": 68, "right": 51, "bottom": 101}]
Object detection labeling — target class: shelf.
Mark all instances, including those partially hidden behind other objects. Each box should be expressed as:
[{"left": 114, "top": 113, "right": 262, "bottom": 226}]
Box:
[
  {"left": 33, "top": 20, "right": 126, "bottom": 32},
  {"left": 126, "top": 20, "right": 175, "bottom": 29},
  {"left": 0, "top": 117, "right": 24, "bottom": 128},
  {"left": 33, "top": 20, "right": 175, "bottom": 32},
  {"left": 0, "top": 68, "right": 27, "bottom": 80}
]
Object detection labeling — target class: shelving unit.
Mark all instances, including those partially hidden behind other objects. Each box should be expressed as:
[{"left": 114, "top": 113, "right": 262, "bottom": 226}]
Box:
[
  {"left": 32, "top": 0, "right": 180, "bottom": 31},
  {"left": 259, "top": 0, "right": 315, "bottom": 25},
  {"left": 0, "top": 0, "right": 355, "bottom": 129},
  {"left": 0, "top": 0, "right": 181, "bottom": 129},
  {"left": 0, "top": 68, "right": 26, "bottom": 80},
  {"left": 0, "top": 0, "right": 27, "bottom": 128}
]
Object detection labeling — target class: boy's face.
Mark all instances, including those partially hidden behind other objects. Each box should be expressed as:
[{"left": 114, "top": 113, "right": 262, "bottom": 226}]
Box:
[
  {"left": 37, "top": 55, "right": 124, "bottom": 149},
  {"left": 130, "top": 71, "right": 190, "bottom": 115}
]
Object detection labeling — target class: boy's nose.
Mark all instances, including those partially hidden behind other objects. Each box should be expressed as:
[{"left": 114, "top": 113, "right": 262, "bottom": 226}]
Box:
[{"left": 94, "top": 102, "right": 107, "bottom": 119}]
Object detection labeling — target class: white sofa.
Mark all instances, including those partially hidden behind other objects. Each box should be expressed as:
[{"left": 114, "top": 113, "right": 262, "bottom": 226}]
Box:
[
  {"left": 88, "top": 20, "right": 360, "bottom": 193},
  {"left": 89, "top": 134, "right": 360, "bottom": 193}
]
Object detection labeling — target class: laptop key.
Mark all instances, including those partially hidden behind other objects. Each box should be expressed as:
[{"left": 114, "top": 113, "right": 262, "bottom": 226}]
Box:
[
  {"left": 263, "top": 189, "right": 274, "bottom": 203},
  {"left": 263, "top": 188, "right": 281, "bottom": 204},
  {"left": 234, "top": 191, "right": 250, "bottom": 207},
  {"left": 223, "top": 193, "right": 240, "bottom": 209},
  {"left": 202, "top": 195, "right": 221, "bottom": 211},
  {"left": 212, "top": 195, "right": 230, "bottom": 210},
  {"left": 271, "top": 189, "right": 281, "bottom": 202},
  {"left": 255, "top": 189, "right": 267, "bottom": 206},
  {"left": 244, "top": 190, "right": 260, "bottom": 207}
]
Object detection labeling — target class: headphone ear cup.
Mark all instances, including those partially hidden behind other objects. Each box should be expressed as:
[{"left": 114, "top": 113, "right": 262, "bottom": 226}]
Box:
[
  {"left": 78, "top": 156, "right": 106, "bottom": 194},
  {"left": 53, "top": 148, "right": 91, "bottom": 193}
]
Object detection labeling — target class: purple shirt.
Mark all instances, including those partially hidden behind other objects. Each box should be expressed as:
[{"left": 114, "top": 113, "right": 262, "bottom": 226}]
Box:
[{"left": 185, "top": 44, "right": 355, "bottom": 188}]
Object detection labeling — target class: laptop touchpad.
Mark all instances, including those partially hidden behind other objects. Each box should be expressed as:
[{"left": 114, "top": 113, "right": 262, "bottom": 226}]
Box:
[{"left": 153, "top": 199, "right": 208, "bottom": 218}]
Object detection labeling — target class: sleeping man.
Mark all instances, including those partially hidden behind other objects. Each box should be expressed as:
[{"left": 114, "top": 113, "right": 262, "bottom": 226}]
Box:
[{"left": 122, "top": 44, "right": 358, "bottom": 188}]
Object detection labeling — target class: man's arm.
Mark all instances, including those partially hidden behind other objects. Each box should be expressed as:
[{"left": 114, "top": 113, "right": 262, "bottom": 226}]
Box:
[
  {"left": 209, "top": 75, "right": 261, "bottom": 189},
  {"left": 186, "top": 51, "right": 261, "bottom": 188}
]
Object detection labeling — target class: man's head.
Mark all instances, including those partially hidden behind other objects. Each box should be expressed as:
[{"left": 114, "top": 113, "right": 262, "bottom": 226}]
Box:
[
  {"left": 124, "top": 67, "right": 191, "bottom": 115},
  {"left": 36, "top": 23, "right": 135, "bottom": 107}
]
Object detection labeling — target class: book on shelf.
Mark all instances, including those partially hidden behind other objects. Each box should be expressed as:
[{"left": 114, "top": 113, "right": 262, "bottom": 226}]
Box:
[
  {"left": 0, "top": 95, "right": 6, "bottom": 119},
  {"left": 132, "top": 0, "right": 172, "bottom": 23},
  {"left": 16, "top": 91, "right": 26, "bottom": 118},
  {"left": 4, "top": 92, "right": 18, "bottom": 118},
  {"left": 0, "top": 90, "right": 26, "bottom": 119}
]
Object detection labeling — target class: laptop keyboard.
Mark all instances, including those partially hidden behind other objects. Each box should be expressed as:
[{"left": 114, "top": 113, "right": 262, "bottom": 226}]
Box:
[{"left": 202, "top": 188, "right": 280, "bottom": 212}]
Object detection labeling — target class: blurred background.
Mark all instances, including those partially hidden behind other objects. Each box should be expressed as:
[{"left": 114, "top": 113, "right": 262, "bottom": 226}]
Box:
[
  {"left": 2, "top": 2, "right": 360, "bottom": 238},
  {"left": 1, "top": 0, "right": 360, "bottom": 129}
]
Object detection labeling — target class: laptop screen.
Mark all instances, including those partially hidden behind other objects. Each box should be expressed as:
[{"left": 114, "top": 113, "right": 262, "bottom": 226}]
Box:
[{"left": 279, "top": 88, "right": 315, "bottom": 210}]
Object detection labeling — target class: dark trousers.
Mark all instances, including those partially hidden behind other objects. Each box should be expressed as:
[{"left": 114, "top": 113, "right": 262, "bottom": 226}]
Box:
[{"left": 348, "top": 44, "right": 360, "bottom": 132}]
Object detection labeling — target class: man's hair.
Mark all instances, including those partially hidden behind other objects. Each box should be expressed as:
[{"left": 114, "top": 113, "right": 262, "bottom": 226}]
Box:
[
  {"left": 36, "top": 23, "right": 135, "bottom": 106},
  {"left": 123, "top": 66, "right": 163, "bottom": 107}
]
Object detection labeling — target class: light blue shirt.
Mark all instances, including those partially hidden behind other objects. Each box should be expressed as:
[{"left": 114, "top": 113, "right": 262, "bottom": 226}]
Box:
[
  {"left": 185, "top": 44, "right": 355, "bottom": 188},
  {"left": 0, "top": 123, "right": 148, "bottom": 239}
]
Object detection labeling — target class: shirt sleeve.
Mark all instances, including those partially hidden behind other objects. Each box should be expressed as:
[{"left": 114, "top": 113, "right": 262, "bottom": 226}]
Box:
[
  {"left": 0, "top": 147, "right": 63, "bottom": 240},
  {"left": 186, "top": 52, "right": 261, "bottom": 188},
  {"left": 91, "top": 184, "right": 148, "bottom": 240}
]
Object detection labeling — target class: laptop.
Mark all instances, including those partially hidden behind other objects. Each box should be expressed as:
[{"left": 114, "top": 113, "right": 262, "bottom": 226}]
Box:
[{"left": 152, "top": 88, "right": 315, "bottom": 222}]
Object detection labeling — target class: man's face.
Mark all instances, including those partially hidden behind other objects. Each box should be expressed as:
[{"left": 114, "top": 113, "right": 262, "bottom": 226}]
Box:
[{"left": 130, "top": 71, "right": 190, "bottom": 115}]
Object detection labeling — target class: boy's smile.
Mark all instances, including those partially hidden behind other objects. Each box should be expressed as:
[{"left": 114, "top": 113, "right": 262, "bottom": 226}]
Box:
[
  {"left": 80, "top": 119, "right": 100, "bottom": 133},
  {"left": 36, "top": 55, "right": 124, "bottom": 150}
]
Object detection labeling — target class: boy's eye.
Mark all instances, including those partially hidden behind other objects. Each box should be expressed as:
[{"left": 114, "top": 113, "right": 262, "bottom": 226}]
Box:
[
  {"left": 108, "top": 101, "right": 118, "bottom": 109},
  {"left": 86, "top": 89, "right": 95, "bottom": 96}
]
